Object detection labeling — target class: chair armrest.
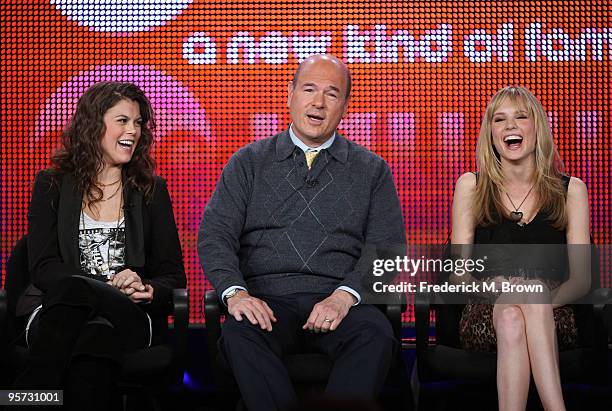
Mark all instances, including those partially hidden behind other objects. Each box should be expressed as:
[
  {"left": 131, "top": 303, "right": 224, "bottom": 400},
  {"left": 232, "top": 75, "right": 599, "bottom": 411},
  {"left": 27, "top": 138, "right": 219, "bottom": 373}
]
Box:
[
  {"left": 592, "top": 288, "right": 612, "bottom": 314},
  {"left": 205, "top": 289, "right": 223, "bottom": 334},
  {"left": 170, "top": 288, "right": 188, "bottom": 384},
  {"left": 379, "top": 303, "right": 404, "bottom": 341},
  {"left": 172, "top": 289, "right": 189, "bottom": 327},
  {"left": 204, "top": 290, "right": 223, "bottom": 371},
  {"left": 376, "top": 291, "right": 407, "bottom": 341},
  {"left": 414, "top": 291, "right": 432, "bottom": 352},
  {"left": 592, "top": 288, "right": 612, "bottom": 342},
  {"left": 0, "top": 289, "right": 6, "bottom": 344}
]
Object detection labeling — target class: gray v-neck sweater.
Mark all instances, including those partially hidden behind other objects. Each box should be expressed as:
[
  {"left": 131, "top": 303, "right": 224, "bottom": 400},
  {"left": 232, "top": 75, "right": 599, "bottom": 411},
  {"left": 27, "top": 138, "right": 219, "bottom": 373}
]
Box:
[{"left": 198, "top": 130, "right": 406, "bottom": 299}]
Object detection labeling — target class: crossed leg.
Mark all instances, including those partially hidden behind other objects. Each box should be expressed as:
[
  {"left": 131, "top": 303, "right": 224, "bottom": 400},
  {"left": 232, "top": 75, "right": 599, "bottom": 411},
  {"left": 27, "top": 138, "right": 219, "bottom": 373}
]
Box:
[{"left": 493, "top": 303, "right": 565, "bottom": 411}]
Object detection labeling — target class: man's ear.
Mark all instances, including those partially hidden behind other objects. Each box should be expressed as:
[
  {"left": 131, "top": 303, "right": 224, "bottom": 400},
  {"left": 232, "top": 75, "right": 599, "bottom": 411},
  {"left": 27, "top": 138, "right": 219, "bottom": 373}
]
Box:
[{"left": 341, "top": 96, "right": 351, "bottom": 118}]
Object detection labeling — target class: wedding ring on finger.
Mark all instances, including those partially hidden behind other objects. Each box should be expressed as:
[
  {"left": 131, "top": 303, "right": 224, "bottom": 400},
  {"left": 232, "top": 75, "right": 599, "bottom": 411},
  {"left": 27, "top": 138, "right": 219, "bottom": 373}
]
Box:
[{"left": 324, "top": 318, "right": 332, "bottom": 323}]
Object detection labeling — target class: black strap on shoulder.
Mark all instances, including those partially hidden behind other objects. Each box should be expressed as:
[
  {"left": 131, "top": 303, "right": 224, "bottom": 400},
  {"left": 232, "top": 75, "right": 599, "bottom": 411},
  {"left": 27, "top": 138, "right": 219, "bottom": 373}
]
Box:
[{"left": 561, "top": 174, "right": 571, "bottom": 192}]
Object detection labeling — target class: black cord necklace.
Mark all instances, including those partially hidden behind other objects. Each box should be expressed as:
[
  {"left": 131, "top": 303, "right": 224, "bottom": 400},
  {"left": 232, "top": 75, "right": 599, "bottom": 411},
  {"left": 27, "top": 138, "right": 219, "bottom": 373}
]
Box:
[{"left": 505, "top": 184, "right": 535, "bottom": 226}]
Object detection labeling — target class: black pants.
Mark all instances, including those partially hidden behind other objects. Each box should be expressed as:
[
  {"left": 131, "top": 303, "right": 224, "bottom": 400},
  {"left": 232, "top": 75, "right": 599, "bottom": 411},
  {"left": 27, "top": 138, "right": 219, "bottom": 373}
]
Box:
[
  {"left": 16, "top": 275, "right": 150, "bottom": 410},
  {"left": 220, "top": 293, "right": 397, "bottom": 411}
]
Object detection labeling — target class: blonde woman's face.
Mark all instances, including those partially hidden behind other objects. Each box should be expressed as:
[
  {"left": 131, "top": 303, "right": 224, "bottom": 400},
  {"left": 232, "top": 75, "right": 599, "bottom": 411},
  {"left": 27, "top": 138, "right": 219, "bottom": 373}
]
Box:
[{"left": 490, "top": 98, "right": 537, "bottom": 163}]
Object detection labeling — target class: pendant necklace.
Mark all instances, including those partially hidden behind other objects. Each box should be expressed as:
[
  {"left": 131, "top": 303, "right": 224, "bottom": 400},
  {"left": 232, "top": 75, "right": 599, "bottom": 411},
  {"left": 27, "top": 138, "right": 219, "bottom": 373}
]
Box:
[{"left": 505, "top": 184, "right": 534, "bottom": 226}]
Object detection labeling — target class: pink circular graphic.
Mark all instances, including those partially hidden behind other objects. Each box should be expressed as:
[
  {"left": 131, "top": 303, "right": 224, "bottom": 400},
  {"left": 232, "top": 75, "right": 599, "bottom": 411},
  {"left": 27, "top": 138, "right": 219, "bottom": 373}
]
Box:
[
  {"left": 50, "top": 0, "right": 193, "bottom": 33},
  {"left": 35, "top": 64, "right": 211, "bottom": 145}
]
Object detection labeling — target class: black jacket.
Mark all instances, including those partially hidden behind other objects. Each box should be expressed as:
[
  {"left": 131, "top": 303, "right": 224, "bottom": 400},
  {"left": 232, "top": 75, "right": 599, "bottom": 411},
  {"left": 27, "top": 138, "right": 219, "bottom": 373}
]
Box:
[{"left": 17, "top": 170, "right": 186, "bottom": 317}]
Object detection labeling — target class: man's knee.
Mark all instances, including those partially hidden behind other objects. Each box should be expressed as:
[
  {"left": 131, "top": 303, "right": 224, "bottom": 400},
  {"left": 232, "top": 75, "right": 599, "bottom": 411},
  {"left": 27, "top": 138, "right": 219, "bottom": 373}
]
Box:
[
  {"left": 339, "top": 307, "right": 395, "bottom": 348},
  {"left": 221, "top": 317, "right": 277, "bottom": 352},
  {"left": 361, "top": 320, "right": 395, "bottom": 351},
  {"left": 223, "top": 317, "right": 262, "bottom": 337},
  {"left": 219, "top": 319, "right": 290, "bottom": 375}
]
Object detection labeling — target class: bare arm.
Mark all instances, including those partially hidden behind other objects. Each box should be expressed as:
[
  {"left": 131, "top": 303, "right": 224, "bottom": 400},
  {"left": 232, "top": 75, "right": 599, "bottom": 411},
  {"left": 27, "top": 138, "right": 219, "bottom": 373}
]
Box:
[
  {"left": 449, "top": 173, "right": 478, "bottom": 285},
  {"left": 551, "top": 177, "right": 591, "bottom": 307}
]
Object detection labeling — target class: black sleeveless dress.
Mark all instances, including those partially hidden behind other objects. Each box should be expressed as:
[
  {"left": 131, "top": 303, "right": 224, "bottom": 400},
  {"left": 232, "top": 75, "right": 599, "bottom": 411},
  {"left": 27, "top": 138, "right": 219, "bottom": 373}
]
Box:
[{"left": 459, "top": 175, "right": 578, "bottom": 352}]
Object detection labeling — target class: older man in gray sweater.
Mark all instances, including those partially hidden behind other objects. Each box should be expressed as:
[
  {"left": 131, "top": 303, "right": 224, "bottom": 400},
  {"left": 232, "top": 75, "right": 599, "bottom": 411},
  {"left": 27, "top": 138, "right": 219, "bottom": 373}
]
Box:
[{"left": 198, "top": 54, "right": 406, "bottom": 411}]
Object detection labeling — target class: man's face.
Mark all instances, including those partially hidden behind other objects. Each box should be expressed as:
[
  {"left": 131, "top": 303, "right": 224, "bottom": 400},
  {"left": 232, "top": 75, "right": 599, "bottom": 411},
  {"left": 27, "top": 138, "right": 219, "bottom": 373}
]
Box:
[{"left": 287, "top": 58, "right": 349, "bottom": 146}]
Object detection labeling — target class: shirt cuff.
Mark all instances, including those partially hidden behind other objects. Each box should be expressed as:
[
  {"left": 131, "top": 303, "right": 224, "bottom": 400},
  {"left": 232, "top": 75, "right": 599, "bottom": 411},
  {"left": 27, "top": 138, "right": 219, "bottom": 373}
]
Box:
[
  {"left": 336, "top": 286, "right": 361, "bottom": 306},
  {"left": 221, "top": 285, "right": 248, "bottom": 306}
]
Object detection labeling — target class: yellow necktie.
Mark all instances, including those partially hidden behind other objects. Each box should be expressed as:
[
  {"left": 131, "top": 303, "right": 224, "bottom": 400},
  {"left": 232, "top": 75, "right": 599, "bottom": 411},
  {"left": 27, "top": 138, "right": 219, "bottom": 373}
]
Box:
[{"left": 305, "top": 151, "right": 319, "bottom": 169}]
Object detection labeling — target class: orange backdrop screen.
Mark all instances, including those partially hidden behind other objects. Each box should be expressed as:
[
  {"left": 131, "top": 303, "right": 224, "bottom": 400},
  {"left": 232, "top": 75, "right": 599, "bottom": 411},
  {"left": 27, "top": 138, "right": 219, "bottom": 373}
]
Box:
[{"left": 2, "top": 1, "right": 610, "bottom": 323}]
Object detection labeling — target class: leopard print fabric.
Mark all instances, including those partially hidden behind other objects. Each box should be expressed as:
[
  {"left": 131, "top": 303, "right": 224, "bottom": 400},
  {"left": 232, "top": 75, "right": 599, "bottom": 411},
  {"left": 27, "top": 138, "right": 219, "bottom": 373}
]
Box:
[{"left": 459, "top": 303, "right": 578, "bottom": 352}]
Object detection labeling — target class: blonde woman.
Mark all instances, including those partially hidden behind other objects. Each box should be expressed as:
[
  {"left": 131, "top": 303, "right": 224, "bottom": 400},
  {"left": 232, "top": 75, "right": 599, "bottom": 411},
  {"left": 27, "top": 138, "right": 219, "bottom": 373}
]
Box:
[{"left": 451, "top": 86, "right": 590, "bottom": 411}]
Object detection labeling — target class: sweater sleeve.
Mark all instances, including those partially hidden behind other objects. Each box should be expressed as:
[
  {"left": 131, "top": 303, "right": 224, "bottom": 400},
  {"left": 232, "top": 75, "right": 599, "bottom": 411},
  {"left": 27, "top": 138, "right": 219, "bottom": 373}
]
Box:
[
  {"left": 198, "top": 152, "right": 252, "bottom": 299},
  {"left": 339, "top": 160, "right": 406, "bottom": 295}
]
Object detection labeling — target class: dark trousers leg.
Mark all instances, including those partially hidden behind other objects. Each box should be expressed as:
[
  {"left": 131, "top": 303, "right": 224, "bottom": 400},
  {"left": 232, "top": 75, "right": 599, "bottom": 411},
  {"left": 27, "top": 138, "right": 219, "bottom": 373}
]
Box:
[
  {"left": 15, "top": 275, "right": 149, "bottom": 396},
  {"left": 42, "top": 275, "right": 150, "bottom": 353},
  {"left": 64, "top": 321, "right": 122, "bottom": 411},
  {"left": 64, "top": 355, "right": 118, "bottom": 411},
  {"left": 312, "top": 303, "right": 397, "bottom": 400},
  {"left": 220, "top": 295, "right": 303, "bottom": 411},
  {"left": 14, "top": 304, "right": 90, "bottom": 388}
]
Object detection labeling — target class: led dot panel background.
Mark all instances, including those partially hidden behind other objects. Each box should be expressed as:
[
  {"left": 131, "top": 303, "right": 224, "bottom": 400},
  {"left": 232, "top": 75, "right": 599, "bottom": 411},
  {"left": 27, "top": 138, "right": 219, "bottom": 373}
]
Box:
[{"left": 1, "top": 1, "right": 610, "bottom": 324}]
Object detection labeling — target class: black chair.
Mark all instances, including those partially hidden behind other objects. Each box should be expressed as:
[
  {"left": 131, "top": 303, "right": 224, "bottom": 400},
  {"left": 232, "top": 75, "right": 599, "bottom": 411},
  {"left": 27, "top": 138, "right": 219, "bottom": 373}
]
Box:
[
  {"left": 204, "top": 289, "right": 412, "bottom": 410},
  {"left": 0, "top": 288, "right": 8, "bottom": 386},
  {"left": 0, "top": 235, "right": 189, "bottom": 410},
  {"left": 412, "top": 244, "right": 612, "bottom": 411}
]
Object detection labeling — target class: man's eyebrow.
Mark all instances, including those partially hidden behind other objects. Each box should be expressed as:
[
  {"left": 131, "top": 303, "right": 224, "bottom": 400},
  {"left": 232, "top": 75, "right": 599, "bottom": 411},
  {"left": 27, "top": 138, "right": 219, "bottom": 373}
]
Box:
[{"left": 300, "top": 83, "right": 341, "bottom": 93}]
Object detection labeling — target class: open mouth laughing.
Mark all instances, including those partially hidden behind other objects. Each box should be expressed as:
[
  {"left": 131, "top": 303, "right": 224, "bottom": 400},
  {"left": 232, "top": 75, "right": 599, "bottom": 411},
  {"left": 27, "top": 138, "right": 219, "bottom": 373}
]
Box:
[
  {"left": 118, "top": 139, "right": 135, "bottom": 150},
  {"left": 503, "top": 135, "right": 523, "bottom": 150}
]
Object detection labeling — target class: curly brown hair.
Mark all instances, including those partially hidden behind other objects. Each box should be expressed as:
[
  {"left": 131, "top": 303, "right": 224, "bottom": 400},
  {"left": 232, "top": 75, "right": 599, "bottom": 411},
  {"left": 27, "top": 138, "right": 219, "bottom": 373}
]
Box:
[{"left": 50, "top": 81, "right": 156, "bottom": 204}]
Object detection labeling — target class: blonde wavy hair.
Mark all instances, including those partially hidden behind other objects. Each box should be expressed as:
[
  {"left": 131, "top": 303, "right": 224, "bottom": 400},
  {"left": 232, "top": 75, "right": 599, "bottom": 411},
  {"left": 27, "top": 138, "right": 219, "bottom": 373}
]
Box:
[{"left": 474, "top": 86, "right": 567, "bottom": 229}]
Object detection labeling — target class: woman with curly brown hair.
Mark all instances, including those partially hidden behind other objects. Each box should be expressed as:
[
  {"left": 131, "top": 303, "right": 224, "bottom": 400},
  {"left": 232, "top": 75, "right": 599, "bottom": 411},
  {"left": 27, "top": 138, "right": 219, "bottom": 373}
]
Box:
[
  {"left": 14, "top": 82, "right": 186, "bottom": 410},
  {"left": 451, "top": 86, "right": 590, "bottom": 411}
]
